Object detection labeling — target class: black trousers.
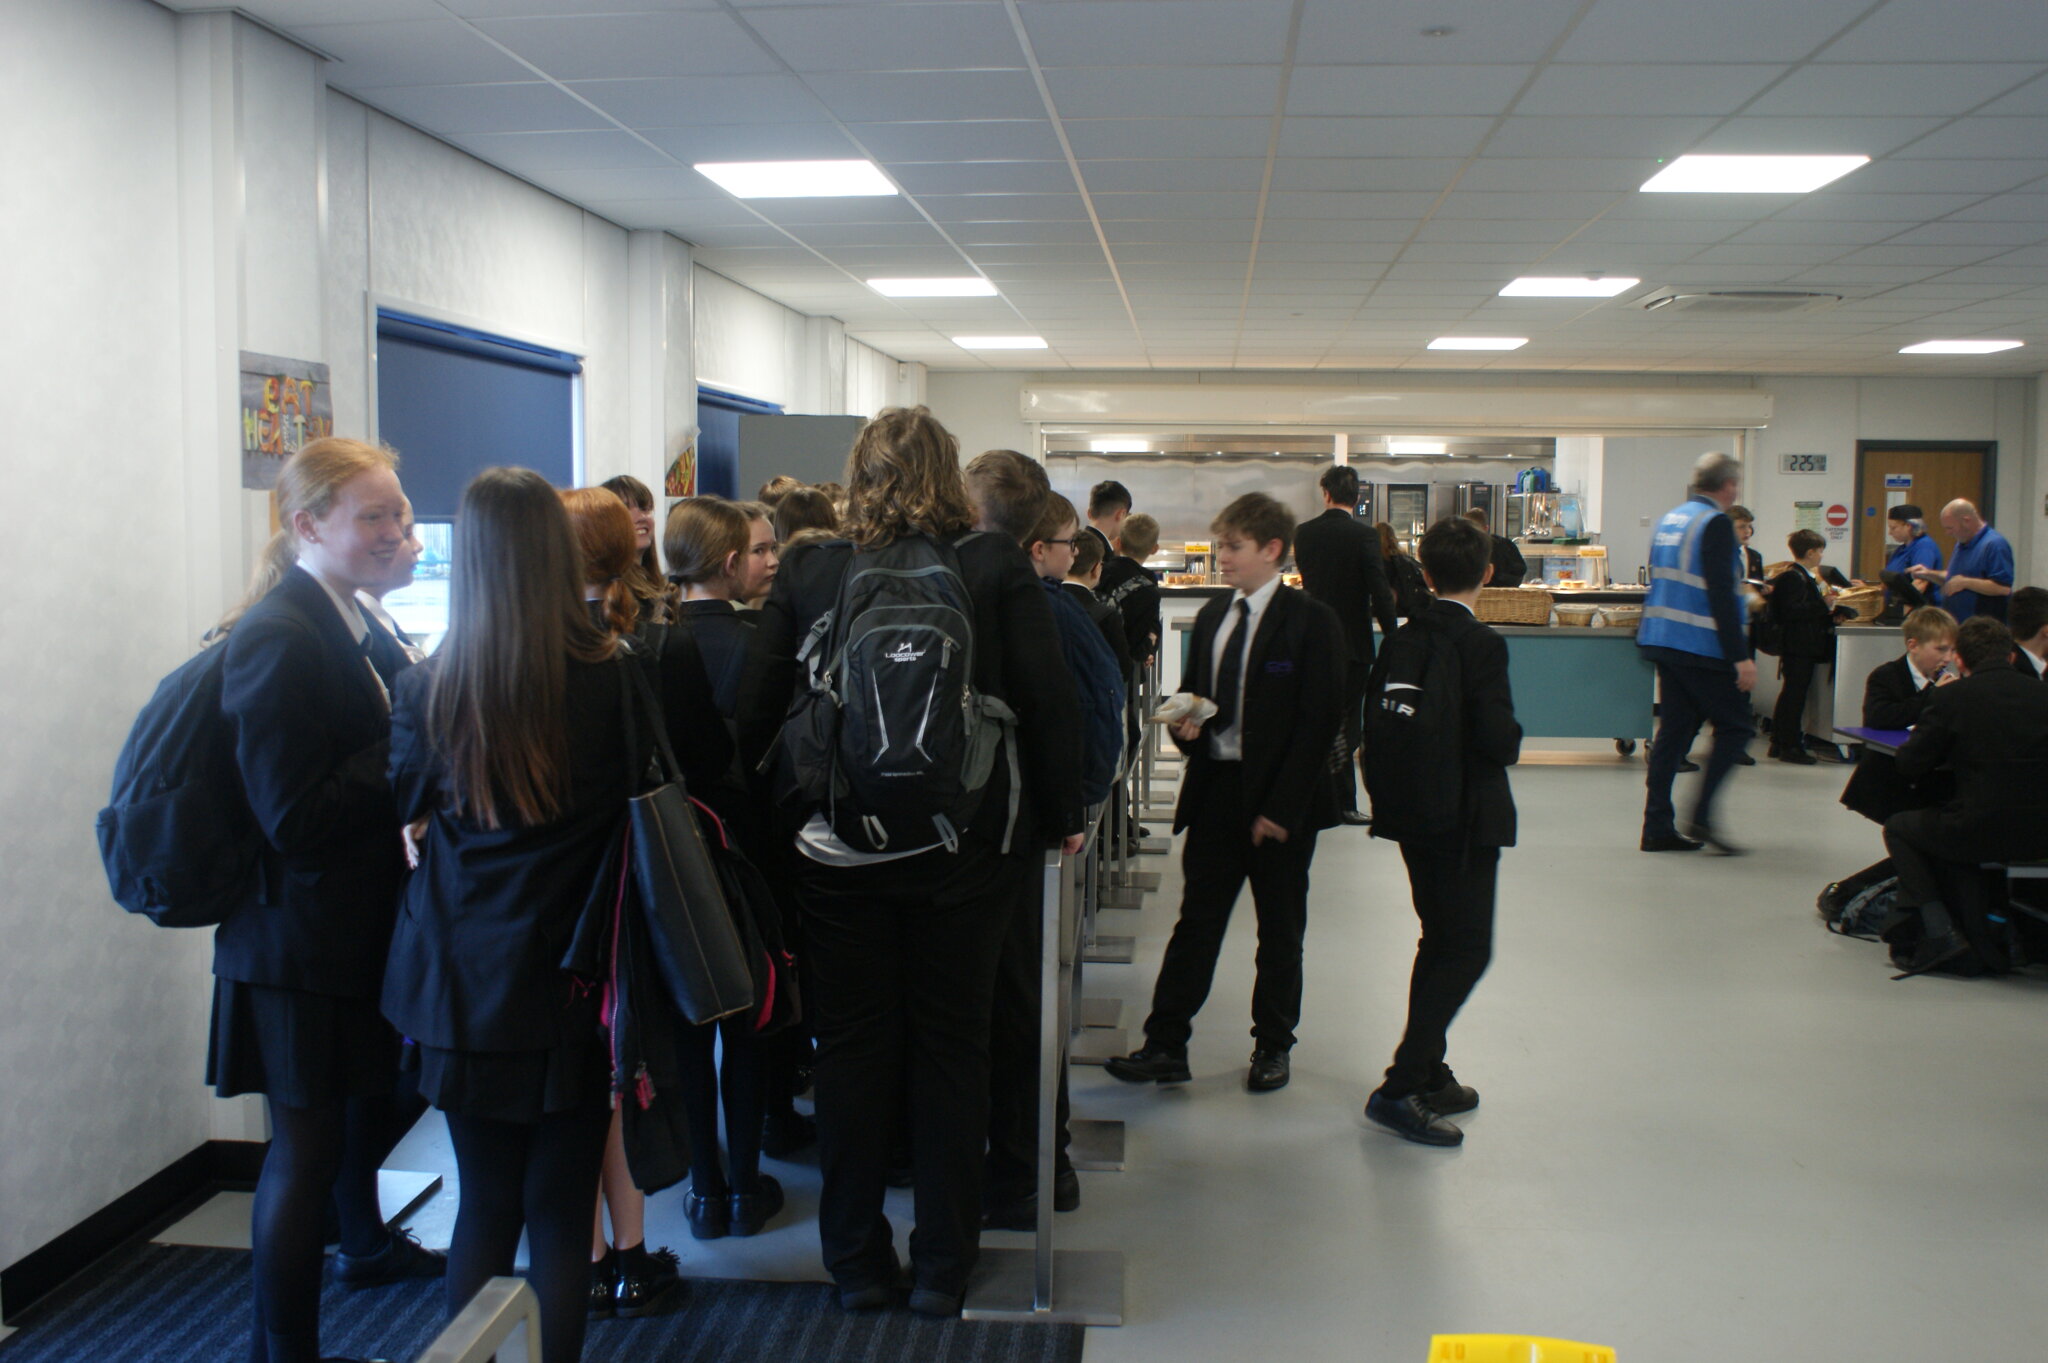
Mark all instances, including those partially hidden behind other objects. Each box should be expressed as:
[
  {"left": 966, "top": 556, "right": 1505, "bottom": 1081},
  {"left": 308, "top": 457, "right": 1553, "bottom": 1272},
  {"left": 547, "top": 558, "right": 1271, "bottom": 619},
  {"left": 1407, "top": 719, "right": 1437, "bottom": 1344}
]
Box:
[
  {"left": 1144, "top": 764, "right": 1316, "bottom": 1053},
  {"left": 985, "top": 849, "right": 1072, "bottom": 1205},
  {"left": 1382, "top": 844, "right": 1499, "bottom": 1098},
  {"left": 1884, "top": 808, "right": 1964, "bottom": 913},
  {"left": 1772, "top": 655, "right": 1819, "bottom": 752},
  {"left": 1337, "top": 660, "right": 1369, "bottom": 813},
  {"left": 793, "top": 840, "right": 1009, "bottom": 1298},
  {"left": 1642, "top": 654, "right": 1755, "bottom": 841}
]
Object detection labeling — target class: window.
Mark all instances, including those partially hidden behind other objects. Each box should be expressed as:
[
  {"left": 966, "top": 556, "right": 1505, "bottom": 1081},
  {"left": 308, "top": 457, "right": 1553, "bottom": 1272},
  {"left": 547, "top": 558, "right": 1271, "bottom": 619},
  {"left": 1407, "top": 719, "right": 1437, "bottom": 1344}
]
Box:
[{"left": 695, "top": 386, "right": 783, "bottom": 499}]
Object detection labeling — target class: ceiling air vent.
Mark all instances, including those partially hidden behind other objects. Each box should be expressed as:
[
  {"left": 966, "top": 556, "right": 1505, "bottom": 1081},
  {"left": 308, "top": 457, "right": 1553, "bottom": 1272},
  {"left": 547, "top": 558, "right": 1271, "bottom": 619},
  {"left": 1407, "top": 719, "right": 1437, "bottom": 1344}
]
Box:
[{"left": 1641, "top": 289, "right": 1842, "bottom": 315}]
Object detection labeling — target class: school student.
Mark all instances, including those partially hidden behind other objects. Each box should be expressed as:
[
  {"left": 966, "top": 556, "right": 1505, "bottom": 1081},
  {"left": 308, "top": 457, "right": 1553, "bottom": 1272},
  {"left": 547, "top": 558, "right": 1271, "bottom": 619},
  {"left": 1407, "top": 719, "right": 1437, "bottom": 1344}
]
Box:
[
  {"left": 384, "top": 469, "right": 644, "bottom": 1363},
  {"left": 1107, "top": 493, "right": 1346, "bottom": 1095},
  {"left": 740, "top": 408, "right": 1084, "bottom": 1318},
  {"left": 2008, "top": 586, "right": 2048, "bottom": 679},
  {"left": 1361, "top": 516, "right": 1522, "bottom": 1147},
  {"left": 600, "top": 473, "right": 671, "bottom": 625},
  {"left": 733, "top": 501, "right": 781, "bottom": 608},
  {"left": 1057, "top": 510, "right": 1136, "bottom": 679},
  {"left": 1098, "top": 511, "right": 1163, "bottom": 667},
  {"left": 212, "top": 438, "right": 441, "bottom": 1363},
  {"left": 1767, "top": 529, "right": 1857, "bottom": 764}
]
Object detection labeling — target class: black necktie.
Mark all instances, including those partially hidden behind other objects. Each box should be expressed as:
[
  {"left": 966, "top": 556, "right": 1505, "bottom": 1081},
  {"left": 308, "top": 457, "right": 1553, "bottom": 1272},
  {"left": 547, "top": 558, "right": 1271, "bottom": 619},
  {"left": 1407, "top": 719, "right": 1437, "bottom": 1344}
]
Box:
[{"left": 1211, "top": 598, "right": 1251, "bottom": 734}]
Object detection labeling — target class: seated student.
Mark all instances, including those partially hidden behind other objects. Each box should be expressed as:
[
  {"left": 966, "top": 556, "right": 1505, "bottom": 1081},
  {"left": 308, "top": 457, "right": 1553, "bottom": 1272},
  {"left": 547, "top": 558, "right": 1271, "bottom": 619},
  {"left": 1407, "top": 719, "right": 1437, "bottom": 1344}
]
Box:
[
  {"left": 1883, "top": 616, "right": 2048, "bottom": 976},
  {"left": 2008, "top": 586, "right": 2048, "bottom": 680},
  {"left": 1360, "top": 516, "right": 1521, "bottom": 1147},
  {"left": 1107, "top": 493, "right": 1345, "bottom": 1095},
  {"left": 1767, "top": 529, "right": 1856, "bottom": 764},
  {"left": 1824, "top": 607, "right": 1957, "bottom": 916}
]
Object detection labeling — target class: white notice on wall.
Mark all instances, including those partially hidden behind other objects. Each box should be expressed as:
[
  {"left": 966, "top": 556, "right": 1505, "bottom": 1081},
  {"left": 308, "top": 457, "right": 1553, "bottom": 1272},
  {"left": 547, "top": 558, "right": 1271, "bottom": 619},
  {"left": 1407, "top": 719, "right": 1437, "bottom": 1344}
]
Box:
[
  {"left": 1793, "top": 500, "right": 1824, "bottom": 533},
  {"left": 1885, "top": 474, "right": 1912, "bottom": 517}
]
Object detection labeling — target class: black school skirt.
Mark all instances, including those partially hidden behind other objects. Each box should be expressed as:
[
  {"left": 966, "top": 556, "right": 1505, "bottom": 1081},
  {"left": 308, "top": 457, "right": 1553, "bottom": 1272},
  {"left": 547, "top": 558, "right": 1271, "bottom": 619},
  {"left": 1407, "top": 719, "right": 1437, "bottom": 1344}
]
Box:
[
  {"left": 407, "top": 996, "right": 610, "bottom": 1126},
  {"left": 208, "top": 978, "right": 402, "bottom": 1108}
]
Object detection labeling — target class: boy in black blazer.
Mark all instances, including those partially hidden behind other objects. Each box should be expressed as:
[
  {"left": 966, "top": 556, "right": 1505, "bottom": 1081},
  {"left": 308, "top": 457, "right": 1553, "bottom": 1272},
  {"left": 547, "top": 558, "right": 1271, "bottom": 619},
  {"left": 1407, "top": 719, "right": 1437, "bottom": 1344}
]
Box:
[
  {"left": 1767, "top": 529, "right": 1857, "bottom": 763},
  {"left": 1107, "top": 494, "right": 1345, "bottom": 1094},
  {"left": 1362, "top": 517, "right": 1521, "bottom": 1147}
]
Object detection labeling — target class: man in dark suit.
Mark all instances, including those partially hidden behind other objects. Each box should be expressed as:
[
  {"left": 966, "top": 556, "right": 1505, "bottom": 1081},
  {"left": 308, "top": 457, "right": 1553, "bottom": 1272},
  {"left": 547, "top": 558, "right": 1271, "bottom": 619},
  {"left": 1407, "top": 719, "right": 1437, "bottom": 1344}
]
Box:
[
  {"left": 1463, "top": 506, "right": 1525, "bottom": 587},
  {"left": 1293, "top": 465, "right": 1399, "bottom": 825},
  {"left": 1884, "top": 616, "right": 2048, "bottom": 975},
  {"left": 1360, "top": 516, "right": 1520, "bottom": 1147},
  {"left": 1106, "top": 493, "right": 1345, "bottom": 1095}
]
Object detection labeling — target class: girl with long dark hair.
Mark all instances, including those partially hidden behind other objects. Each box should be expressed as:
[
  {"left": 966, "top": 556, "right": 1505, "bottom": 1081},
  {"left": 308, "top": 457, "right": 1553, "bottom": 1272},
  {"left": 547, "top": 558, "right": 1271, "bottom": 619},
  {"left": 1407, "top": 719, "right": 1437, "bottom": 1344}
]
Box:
[{"left": 383, "top": 468, "right": 638, "bottom": 1363}]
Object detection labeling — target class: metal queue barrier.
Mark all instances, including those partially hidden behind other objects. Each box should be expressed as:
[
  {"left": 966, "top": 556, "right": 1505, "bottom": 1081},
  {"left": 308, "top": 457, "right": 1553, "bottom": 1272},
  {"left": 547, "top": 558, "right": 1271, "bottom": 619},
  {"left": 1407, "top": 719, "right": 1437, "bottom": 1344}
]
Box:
[
  {"left": 415, "top": 1277, "right": 540, "bottom": 1363},
  {"left": 962, "top": 833, "right": 1126, "bottom": 1325}
]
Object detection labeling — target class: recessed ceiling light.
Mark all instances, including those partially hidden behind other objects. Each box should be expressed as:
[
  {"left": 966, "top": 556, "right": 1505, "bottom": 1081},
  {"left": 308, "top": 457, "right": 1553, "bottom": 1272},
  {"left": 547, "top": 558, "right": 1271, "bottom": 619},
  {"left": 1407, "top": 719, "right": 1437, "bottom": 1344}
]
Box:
[
  {"left": 1639, "top": 154, "right": 1868, "bottom": 194},
  {"left": 1899, "top": 339, "right": 2025, "bottom": 354},
  {"left": 1500, "top": 276, "right": 1641, "bottom": 298},
  {"left": 1090, "top": 439, "right": 1149, "bottom": 453},
  {"left": 953, "top": 335, "right": 1048, "bottom": 349},
  {"left": 1387, "top": 439, "right": 1448, "bottom": 455},
  {"left": 867, "top": 277, "right": 999, "bottom": 297},
  {"left": 693, "top": 160, "right": 896, "bottom": 198},
  {"left": 1428, "top": 337, "right": 1528, "bottom": 351}
]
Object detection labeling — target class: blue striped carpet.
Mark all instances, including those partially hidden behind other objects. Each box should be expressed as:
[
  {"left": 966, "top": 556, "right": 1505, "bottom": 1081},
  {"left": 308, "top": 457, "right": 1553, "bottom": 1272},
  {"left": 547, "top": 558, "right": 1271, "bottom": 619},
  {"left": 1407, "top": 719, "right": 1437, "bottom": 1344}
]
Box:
[{"left": 0, "top": 1244, "right": 1083, "bottom": 1362}]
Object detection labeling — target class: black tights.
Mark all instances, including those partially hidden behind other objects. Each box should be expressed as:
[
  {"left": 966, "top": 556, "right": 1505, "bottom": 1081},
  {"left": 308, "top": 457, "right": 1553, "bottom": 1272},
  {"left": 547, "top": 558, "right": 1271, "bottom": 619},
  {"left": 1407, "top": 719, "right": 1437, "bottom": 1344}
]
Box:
[
  {"left": 678, "top": 1016, "right": 766, "bottom": 1194},
  {"left": 250, "top": 1095, "right": 406, "bottom": 1363},
  {"left": 444, "top": 1098, "right": 612, "bottom": 1363}
]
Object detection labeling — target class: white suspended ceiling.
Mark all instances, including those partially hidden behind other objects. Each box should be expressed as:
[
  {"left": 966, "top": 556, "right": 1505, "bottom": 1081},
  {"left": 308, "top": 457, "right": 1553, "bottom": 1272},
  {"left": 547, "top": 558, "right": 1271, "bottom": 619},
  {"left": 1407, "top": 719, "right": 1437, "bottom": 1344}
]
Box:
[{"left": 159, "top": 0, "right": 2048, "bottom": 376}]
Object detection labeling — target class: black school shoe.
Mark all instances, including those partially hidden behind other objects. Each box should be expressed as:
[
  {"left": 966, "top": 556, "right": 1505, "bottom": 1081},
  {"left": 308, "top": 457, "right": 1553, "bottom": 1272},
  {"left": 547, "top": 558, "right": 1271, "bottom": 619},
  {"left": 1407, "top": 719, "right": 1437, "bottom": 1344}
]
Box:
[
  {"left": 612, "top": 1242, "right": 682, "bottom": 1318},
  {"left": 1245, "top": 1047, "right": 1290, "bottom": 1092},
  {"left": 334, "top": 1228, "right": 446, "bottom": 1290},
  {"left": 729, "top": 1173, "right": 785, "bottom": 1237},
  {"left": 982, "top": 1168, "right": 1082, "bottom": 1230},
  {"left": 1422, "top": 1072, "right": 1479, "bottom": 1115},
  {"left": 684, "top": 1184, "right": 729, "bottom": 1240},
  {"left": 1104, "top": 1044, "right": 1191, "bottom": 1085},
  {"left": 589, "top": 1249, "right": 618, "bottom": 1319},
  {"left": 1641, "top": 833, "right": 1703, "bottom": 852},
  {"left": 1364, "top": 1091, "right": 1463, "bottom": 1147}
]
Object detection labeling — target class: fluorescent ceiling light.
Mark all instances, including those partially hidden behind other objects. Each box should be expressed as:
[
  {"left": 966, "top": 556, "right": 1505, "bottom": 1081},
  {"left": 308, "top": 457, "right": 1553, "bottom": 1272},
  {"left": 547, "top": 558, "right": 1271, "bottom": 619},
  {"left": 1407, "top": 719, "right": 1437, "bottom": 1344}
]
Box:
[
  {"left": 693, "top": 160, "right": 896, "bottom": 198},
  {"left": 867, "top": 277, "right": 998, "bottom": 297},
  {"left": 1090, "top": 439, "right": 1149, "bottom": 453},
  {"left": 1428, "top": 336, "right": 1528, "bottom": 351},
  {"left": 1387, "top": 439, "right": 1448, "bottom": 455},
  {"left": 1500, "top": 276, "right": 1641, "bottom": 298},
  {"left": 1899, "top": 339, "right": 2025, "bottom": 354},
  {"left": 1639, "top": 154, "right": 1868, "bottom": 194},
  {"left": 953, "top": 335, "right": 1047, "bottom": 349}
]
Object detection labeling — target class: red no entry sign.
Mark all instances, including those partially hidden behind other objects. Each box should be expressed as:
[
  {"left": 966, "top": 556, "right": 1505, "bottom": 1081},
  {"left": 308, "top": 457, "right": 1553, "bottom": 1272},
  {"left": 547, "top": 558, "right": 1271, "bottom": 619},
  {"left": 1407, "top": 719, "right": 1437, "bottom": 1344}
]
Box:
[{"left": 1826, "top": 504, "right": 1849, "bottom": 527}]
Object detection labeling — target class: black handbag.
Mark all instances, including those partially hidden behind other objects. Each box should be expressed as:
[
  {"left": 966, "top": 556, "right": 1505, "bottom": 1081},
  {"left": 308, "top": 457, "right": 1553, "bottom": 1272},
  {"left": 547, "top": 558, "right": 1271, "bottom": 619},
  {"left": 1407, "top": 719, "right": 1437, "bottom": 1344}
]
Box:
[{"left": 619, "top": 658, "right": 754, "bottom": 1026}]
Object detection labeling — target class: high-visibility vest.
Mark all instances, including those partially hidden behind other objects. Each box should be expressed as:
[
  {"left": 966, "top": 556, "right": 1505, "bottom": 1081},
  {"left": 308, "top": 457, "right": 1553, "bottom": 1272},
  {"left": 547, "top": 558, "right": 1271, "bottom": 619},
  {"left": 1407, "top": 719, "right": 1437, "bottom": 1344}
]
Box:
[{"left": 1638, "top": 496, "right": 1745, "bottom": 658}]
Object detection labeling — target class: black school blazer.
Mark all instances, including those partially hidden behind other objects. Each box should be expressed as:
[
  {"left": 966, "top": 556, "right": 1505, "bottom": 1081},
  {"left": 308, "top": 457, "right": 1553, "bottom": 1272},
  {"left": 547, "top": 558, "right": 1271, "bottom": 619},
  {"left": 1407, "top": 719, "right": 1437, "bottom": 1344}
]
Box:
[
  {"left": 1171, "top": 584, "right": 1347, "bottom": 840},
  {"left": 1839, "top": 656, "right": 1947, "bottom": 823},
  {"left": 215, "top": 566, "right": 408, "bottom": 998},
  {"left": 1293, "top": 509, "right": 1399, "bottom": 666}
]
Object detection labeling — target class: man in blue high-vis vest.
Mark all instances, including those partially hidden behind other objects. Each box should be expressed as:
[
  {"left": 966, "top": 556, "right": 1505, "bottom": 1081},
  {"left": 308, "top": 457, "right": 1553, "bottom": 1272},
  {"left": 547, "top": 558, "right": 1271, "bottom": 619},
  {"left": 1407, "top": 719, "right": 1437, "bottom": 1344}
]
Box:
[{"left": 1639, "top": 452, "right": 1757, "bottom": 855}]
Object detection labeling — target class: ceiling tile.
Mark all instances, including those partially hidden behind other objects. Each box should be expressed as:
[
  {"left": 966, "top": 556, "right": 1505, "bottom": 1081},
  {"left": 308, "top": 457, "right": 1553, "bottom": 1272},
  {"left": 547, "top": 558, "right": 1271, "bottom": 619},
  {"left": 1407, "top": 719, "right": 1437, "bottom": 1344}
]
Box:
[
  {"left": 1263, "top": 190, "right": 1442, "bottom": 217},
  {"left": 1082, "top": 158, "right": 1269, "bottom": 192},
  {"left": 854, "top": 120, "right": 1065, "bottom": 161},
  {"left": 1726, "top": 220, "right": 1916, "bottom": 245},
  {"left": 568, "top": 76, "right": 828, "bottom": 126},
  {"left": 445, "top": 0, "right": 722, "bottom": 14},
  {"left": 1483, "top": 116, "right": 1718, "bottom": 159},
  {"left": 1433, "top": 189, "right": 1623, "bottom": 219},
  {"left": 890, "top": 161, "right": 1079, "bottom": 193},
  {"left": 1573, "top": 217, "right": 1739, "bottom": 244},
  {"left": 1690, "top": 117, "right": 1944, "bottom": 158},
  {"left": 535, "top": 166, "right": 732, "bottom": 201},
  {"left": 1022, "top": 1, "right": 1294, "bottom": 66},
  {"left": 1296, "top": 0, "right": 1583, "bottom": 64},
  {"left": 1977, "top": 72, "right": 2048, "bottom": 115},
  {"left": 1519, "top": 63, "right": 1789, "bottom": 117},
  {"left": 1892, "top": 118, "right": 2048, "bottom": 160},
  {"left": 1887, "top": 221, "right": 2048, "bottom": 247},
  {"left": 1043, "top": 65, "right": 1281, "bottom": 118},
  {"left": 1101, "top": 219, "right": 1255, "bottom": 243},
  {"left": 637, "top": 122, "right": 858, "bottom": 160},
  {"left": 946, "top": 219, "right": 1104, "bottom": 244},
  {"left": 1821, "top": 0, "right": 2048, "bottom": 62},
  {"left": 1278, "top": 117, "right": 1492, "bottom": 158},
  {"left": 1775, "top": 191, "right": 1987, "bottom": 221},
  {"left": 1413, "top": 219, "right": 1580, "bottom": 244},
  {"left": 1268, "top": 158, "right": 1463, "bottom": 191},
  {"left": 1840, "top": 159, "right": 2048, "bottom": 194},
  {"left": 352, "top": 82, "right": 612, "bottom": 134},
  {"left": 1458, "top": 157, "right": 1660, "bottom": 191},
  {"left": 1749, "top": 62, "right": 2047, "bottom": 116},
  {"left": 296, "top": 19, "right": 531, "bottom": 87},
  {"left": 741, "top": 4, "right": 1024, "bottom": 71},
  {"left": 1258, "top": 218, "right": 1415, "bottom": 242},
  {"left": 450, "top": 129, "right": 677, "bottom": 173},
  {"left": 1284, "top": 64, "right": 1535, "bottom": 117},
  {"left": 804, "top": 70, "right": 1047, "bottom": 122},
  {"left": 1064, "top": 118, "right": 1273, "bottom": 159},
  {"left": 749, "top": 197, "right": 929, "bottom": 224},
  {"left": 920, "top": 193, "right": 1090, "bottom": 221},
  {"left": 1685, "top": 243, "right": 1845, "bottom": 266},
  {"left": 474, "top": 12, "right": 779, "bottom": 79},
  {"left": 1557, "top": 0, "right": 1877, "bottom": 63},
  {"left": 1946, "top": 193, "right": 2048, "bottom": 222}
]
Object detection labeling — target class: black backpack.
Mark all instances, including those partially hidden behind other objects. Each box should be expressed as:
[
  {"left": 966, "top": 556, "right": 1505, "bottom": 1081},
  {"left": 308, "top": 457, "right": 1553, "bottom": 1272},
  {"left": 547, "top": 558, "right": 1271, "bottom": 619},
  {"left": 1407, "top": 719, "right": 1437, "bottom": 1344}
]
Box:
[
  {"left": 1363, "top": 613, "right": 1465, "bottom": 844},
  {"left": 96, "top": 641, "right": 260, "bottom": 927},
  {"left": 775, "top": 534, "right": 1017, "bottom": 854},
  {"left": 1751, "top": 597, "right": 1783, "bottom": 656}
]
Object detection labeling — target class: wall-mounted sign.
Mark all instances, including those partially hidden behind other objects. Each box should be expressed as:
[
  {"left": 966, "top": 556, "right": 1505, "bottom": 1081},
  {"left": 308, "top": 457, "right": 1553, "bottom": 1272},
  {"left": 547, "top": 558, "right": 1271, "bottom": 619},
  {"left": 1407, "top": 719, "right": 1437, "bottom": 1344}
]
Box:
[
  {"left": 1826, "top": 504, "right": 1849, "bottom": 527},
  {"left": 240, "top": 351, "right": 333, "bottom": 490},
  {"left": 1779, "top": 452, "right": 1829, "bottom": 474},
  {"left": 1793, "top": 500, "right": 1824, "bottom": 532},
  {"left": 1884, "top": 474, "right": 1913, "bottom": 490}
]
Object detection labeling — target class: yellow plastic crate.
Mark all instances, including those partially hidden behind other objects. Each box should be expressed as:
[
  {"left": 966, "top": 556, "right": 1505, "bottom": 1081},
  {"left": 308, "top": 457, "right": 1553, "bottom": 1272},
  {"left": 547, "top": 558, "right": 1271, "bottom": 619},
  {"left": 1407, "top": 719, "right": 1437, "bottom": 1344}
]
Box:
[{"left": 1428, "top": 1335, "right": 1615, "bottom": 1363}]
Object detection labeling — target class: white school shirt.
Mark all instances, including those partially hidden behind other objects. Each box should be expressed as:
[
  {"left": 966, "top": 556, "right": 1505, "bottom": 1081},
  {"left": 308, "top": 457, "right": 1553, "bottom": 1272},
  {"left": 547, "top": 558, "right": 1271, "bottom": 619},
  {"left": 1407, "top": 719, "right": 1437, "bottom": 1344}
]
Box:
[{"left": 1207, "top": 574, "right": 1281, "bottom": 762}]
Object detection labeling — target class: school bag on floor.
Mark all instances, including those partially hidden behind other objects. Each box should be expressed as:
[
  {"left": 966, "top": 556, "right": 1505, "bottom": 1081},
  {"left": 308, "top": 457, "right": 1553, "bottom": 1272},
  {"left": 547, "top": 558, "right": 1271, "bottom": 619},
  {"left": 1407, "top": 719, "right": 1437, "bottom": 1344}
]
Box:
[
  {"left": 96, "top": 641, "right": 260, "bottom": 927},
  {"left": 1363, "top": 612, "right": 1464, "bottom": 844},
  {"left": 775, "top": 534, "right": 1018, "bottom": 854},
  {"left": 1820, "top": 876, "right": 1898, "bottom": 940}
]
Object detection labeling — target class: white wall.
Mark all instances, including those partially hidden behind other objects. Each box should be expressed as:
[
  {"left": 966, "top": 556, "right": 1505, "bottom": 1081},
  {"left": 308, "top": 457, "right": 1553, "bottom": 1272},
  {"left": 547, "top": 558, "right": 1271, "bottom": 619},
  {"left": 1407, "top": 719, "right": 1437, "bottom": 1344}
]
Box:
[
  {"left": 0, "top": 0, "right": 214, "bottom": 1276},
  {"left": 694, "top": 266, "right": 924, "bottom": 416}
]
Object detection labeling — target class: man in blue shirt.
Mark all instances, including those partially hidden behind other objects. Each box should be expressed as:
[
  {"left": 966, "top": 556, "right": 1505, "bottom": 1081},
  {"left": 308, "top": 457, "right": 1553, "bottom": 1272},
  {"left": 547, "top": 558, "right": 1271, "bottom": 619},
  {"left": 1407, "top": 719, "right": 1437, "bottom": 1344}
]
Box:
[
  {"left": 1912, "top": 500, "right": 2012, "bottom": 622},
  {"left": 1882, "top": 504, "right": 1942, "bottom": 609}
]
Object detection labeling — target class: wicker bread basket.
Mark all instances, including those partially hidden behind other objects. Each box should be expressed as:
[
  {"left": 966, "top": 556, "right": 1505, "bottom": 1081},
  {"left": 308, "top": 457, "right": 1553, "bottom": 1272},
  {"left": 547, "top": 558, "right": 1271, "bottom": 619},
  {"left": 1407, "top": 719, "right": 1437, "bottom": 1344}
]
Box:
[
  {"left": 1554, "top": 603, "right": 1601, "bottom": 628},
  {"left": 1476, "top": 587, "right": 1555, "bottom": 625},
  {"left": 1600, "top": 604, "right": 1643, "bottom": 633},
  {"left": 1834, "top": 584, "right": 1885, "bottom": 622}
]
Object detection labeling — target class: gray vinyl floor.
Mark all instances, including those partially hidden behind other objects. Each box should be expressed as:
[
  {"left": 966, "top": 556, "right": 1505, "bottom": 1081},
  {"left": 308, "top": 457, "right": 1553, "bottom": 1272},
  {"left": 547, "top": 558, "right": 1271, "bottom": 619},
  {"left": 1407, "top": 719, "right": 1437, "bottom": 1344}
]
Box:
[{"left": 295, "top": 742, "right": 2048, "bottom": 1361}]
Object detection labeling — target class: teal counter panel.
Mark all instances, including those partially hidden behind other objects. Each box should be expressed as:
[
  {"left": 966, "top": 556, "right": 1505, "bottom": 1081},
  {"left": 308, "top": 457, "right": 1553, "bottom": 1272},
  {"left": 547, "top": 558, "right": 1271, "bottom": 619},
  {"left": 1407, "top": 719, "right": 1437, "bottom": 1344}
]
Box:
[{"left": 1499, "top": 630, "right": 1656, "bottom": 740}]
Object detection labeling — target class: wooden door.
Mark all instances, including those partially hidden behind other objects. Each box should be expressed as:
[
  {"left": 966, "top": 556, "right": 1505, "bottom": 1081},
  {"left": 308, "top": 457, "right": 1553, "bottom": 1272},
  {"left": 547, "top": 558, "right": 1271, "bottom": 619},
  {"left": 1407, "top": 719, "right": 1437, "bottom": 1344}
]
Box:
[{"left": 1852, "top": 444, "right": 1992, "bottom": 581}]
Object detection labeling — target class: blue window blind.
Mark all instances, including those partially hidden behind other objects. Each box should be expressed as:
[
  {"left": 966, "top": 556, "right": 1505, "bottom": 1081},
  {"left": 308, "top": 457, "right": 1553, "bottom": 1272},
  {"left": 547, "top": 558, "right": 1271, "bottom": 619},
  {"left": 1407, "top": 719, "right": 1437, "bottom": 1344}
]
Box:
[
  {"left": 375, "top": 310, "right": 581, "bottom": 517},
  {"left": 696, "top": 386, "right": 782, "bottom": 499}
]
